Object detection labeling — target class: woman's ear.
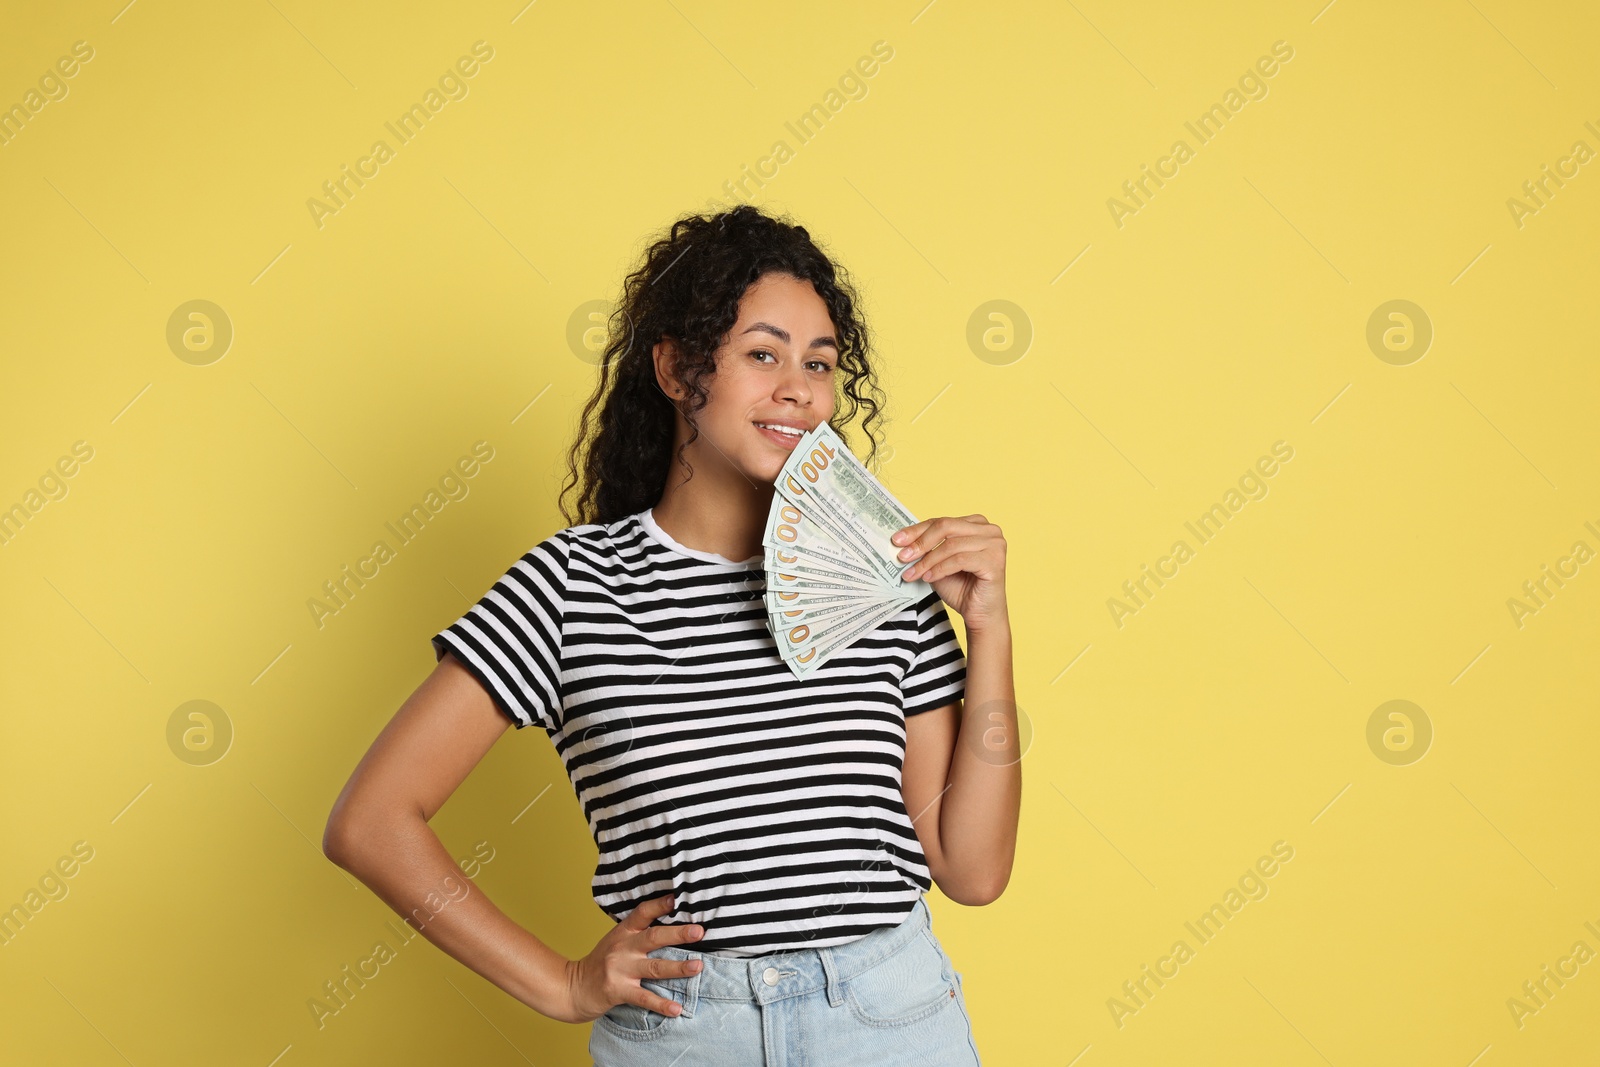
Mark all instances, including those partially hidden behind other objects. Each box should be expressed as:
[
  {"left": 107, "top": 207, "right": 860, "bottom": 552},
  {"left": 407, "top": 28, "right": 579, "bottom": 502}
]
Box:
[{"left": 652, "top": 336, "right": 683, "bottom": 398}]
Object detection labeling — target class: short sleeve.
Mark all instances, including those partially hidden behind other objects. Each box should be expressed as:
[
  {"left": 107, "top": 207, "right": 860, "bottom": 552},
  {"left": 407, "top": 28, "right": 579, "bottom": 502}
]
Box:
[
  {"left": 431, "top": 532, "right": 570, "bottom": 734},
  {"left": 901, "top": 590, "right": 967, "bottom": 717}
]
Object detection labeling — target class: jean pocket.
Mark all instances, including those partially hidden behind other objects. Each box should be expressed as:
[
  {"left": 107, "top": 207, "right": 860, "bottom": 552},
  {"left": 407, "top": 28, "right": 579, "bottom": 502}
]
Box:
[
  {"left": 594, "top": 978, "right": 681, "bottom": 1041},
  {"left": 844, "top": 929, "right": 958, "bottom": 1028}
]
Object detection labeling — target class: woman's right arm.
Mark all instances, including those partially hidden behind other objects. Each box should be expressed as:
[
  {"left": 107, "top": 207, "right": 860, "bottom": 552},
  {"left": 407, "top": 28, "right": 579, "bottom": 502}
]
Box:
[{"left": 322, "top": 651, "right": 587, "bottom": 1021}]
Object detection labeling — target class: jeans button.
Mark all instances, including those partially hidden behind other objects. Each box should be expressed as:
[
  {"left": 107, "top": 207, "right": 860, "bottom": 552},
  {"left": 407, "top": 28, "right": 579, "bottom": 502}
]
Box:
[{"left": 762, "top": 967, "right": 781, "bottom": 986}]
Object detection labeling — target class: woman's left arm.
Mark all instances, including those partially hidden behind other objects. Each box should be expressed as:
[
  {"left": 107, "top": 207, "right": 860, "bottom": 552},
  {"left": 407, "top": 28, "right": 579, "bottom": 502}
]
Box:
[{"left": 894, "top": 514, "right": 1021, "bottom": 907}]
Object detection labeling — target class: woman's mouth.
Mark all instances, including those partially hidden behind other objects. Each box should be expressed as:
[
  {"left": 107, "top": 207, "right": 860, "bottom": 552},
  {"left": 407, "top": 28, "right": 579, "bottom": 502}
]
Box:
[{"left": 754, "top": 422, "right": 806, "bottom": 450}]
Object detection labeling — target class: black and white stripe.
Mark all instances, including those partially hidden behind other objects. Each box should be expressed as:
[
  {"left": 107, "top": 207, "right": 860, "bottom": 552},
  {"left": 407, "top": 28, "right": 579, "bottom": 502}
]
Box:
[{"left": 431, "top": 508, "right": 967, "bottom": 956}]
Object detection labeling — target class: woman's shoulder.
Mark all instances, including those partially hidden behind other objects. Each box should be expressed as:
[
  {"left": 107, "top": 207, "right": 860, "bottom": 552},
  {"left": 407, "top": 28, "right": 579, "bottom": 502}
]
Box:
[{"left": 529, "top": 511, "right": 647, "bottom": 569}]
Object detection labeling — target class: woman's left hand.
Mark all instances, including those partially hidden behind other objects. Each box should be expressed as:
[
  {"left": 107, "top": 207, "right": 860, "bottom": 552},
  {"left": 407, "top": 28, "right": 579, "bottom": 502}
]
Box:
[{"left": 892, "top": 514, "right": 1008, "bottom": 633}]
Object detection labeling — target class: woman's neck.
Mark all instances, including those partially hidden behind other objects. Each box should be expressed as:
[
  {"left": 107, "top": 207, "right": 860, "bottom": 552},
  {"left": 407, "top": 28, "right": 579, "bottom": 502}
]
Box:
[{"left": 651, "top": 473, "right": 772, "bottom": 563}]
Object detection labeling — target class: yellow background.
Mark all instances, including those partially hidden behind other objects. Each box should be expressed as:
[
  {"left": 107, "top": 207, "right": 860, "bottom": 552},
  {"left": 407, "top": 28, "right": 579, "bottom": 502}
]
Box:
[{"left": 3, "top": 1, "right": 1597, "bottom": 1064}]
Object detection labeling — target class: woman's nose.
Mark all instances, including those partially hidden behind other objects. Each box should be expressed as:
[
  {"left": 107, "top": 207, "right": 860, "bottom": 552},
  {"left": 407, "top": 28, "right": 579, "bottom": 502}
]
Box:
[{"left": 776, "top": 360, "right": 811, "bottom": 402}]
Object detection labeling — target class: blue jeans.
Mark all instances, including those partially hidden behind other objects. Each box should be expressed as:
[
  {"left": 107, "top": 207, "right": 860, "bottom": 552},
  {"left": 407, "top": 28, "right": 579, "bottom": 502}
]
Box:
[{"left": 589, "top": 895, "right": 983, "bottom": 1066}]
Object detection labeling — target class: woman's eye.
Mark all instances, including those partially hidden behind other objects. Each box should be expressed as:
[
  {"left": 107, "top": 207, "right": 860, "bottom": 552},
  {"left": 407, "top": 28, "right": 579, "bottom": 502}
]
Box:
[{"left": 750, "top": 350, "right": 833, "bottom": 373}]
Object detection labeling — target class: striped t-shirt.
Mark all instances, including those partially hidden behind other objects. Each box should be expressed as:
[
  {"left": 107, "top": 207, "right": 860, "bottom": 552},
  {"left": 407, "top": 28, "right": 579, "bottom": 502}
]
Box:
[{"left": 430, "top": 506, "right": 967, "bottom": 956}]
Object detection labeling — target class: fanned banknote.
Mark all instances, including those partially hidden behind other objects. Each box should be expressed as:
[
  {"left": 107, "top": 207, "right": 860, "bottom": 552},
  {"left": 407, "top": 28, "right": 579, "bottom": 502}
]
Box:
[{"left": 764, "top": 424, "right": 936, "bottom": 678}]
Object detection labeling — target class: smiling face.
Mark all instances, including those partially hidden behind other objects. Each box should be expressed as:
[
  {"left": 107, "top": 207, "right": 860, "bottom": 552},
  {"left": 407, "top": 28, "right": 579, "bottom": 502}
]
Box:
[{"left": 654, "top": 272, "right": 841, "bottom": 485}]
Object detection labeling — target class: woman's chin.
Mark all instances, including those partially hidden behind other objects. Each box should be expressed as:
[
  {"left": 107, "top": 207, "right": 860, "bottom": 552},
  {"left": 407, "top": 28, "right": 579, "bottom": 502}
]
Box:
[{"left": 742, "top": 453, "right": 786, "bottom": 486}]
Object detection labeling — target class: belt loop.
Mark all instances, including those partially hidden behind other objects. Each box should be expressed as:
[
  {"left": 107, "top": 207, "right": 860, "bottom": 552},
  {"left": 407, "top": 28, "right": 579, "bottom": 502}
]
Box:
[
  {"left": 679, "top": 952, "right": 701, "bottom": 1018},
  {"left": 818, "top": 945, "right": 844, "bottom": 1007}
]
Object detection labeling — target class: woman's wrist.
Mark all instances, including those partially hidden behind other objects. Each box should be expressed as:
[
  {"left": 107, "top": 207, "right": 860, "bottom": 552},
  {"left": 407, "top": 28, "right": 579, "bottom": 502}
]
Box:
[
  {"left": 964, "top": 606, "right": 1012, "bottom": 640},
  {"left": 506, "top": 931, "right": 580, "bottom": 1022}
]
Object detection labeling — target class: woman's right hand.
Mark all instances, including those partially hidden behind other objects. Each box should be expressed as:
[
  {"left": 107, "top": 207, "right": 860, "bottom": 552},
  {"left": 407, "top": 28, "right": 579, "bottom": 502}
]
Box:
[{"left": 561, "top": 893, "right": 706, "bottom": 1024}]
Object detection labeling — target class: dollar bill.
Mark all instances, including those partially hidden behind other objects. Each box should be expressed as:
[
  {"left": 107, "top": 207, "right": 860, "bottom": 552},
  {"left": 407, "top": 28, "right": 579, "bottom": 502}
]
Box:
[
  {"left": 777, "top": 424, "right": 921, "bottom": 585},
  {"left": 764, "top": 492, "right": 884, "bottom": 586},
  {"left": 761, "top": 423, "right": 936, "bottom": 678},
  {"left": 783, "top": 596, "right": 912, "bottom": 679},
  {"left": 769, "top": 597, "right": 902, "bottom": 661}
]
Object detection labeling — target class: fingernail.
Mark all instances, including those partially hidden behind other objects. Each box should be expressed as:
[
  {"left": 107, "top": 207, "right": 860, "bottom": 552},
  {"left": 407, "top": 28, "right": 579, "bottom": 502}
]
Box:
[{"left": 892, "top": 532, "right": 905, "bottom": 544}]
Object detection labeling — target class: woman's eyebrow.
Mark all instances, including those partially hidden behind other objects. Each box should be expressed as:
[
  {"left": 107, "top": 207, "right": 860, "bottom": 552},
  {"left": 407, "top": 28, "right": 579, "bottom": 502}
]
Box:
[{"left": 741, "top": 321, "right": 839, "bottom": 351}]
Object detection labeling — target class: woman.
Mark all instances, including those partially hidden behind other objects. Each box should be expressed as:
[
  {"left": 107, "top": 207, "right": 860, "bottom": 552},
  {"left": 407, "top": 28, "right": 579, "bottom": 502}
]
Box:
[{"left": 323, "top": 204, "right": 1020, "bottom": 1065}]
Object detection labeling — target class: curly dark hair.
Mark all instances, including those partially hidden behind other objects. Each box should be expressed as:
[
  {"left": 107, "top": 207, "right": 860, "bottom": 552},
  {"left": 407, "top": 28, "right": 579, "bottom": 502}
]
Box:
[{"left": 559, "top": 203, "right": 885, "bottom": 527}]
